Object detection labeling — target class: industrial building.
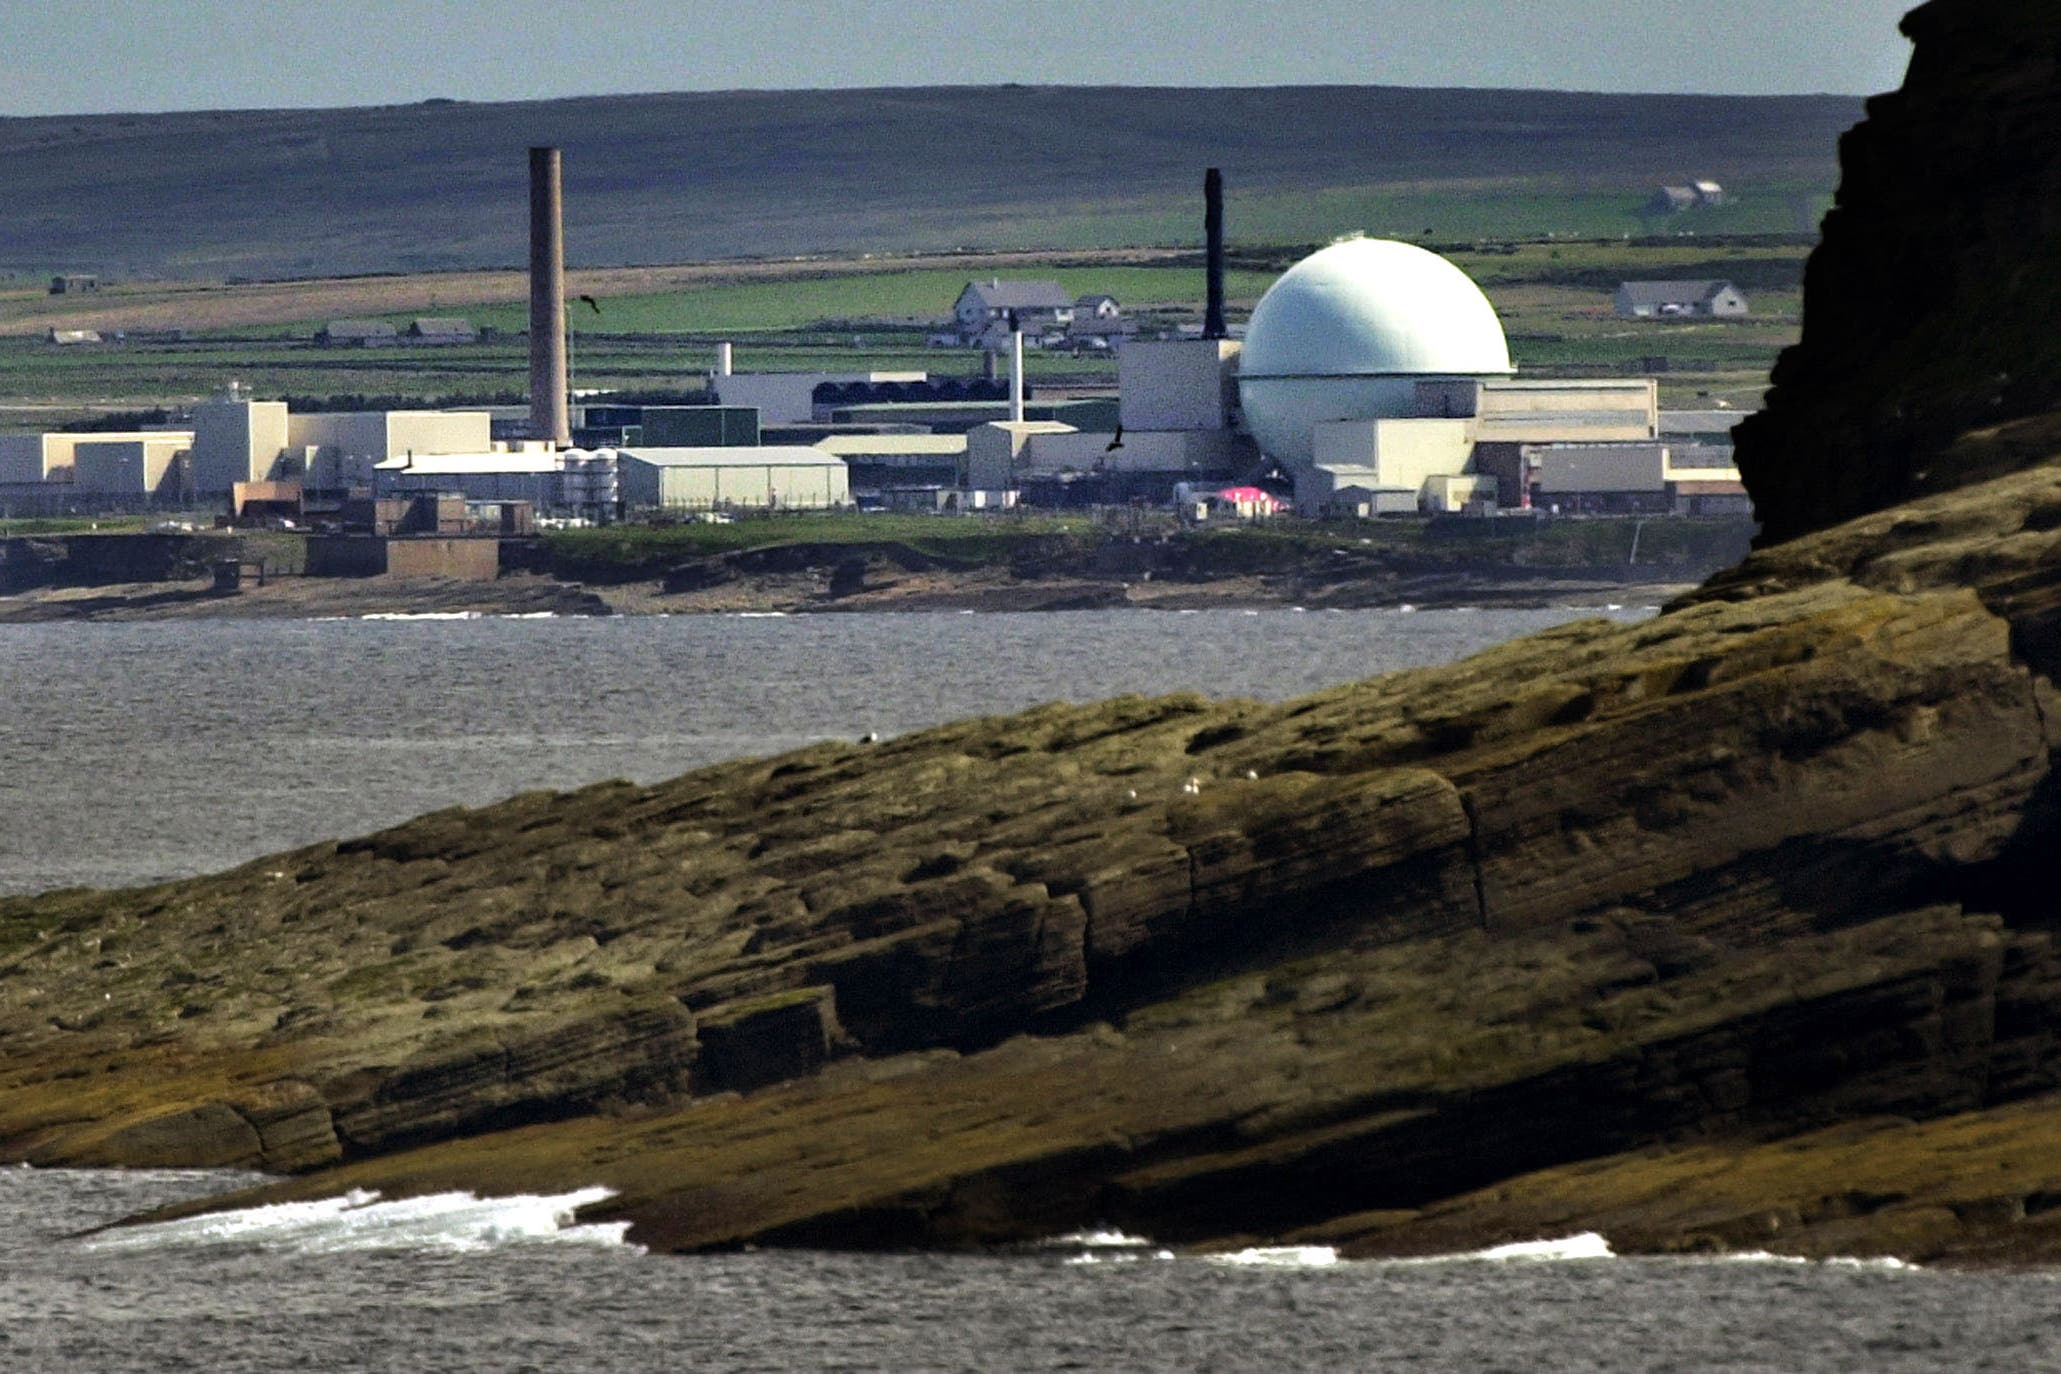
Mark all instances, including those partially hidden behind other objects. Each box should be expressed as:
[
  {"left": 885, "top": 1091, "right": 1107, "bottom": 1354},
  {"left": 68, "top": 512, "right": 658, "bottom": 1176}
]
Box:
[
  {"left": 712, "top": 371, "right": 929, "bottom": 425},
  {"left": 290, "top": 409, "right": 494, "bottom": 492},
  {"left": 814, "top": 434, "right": 966, "bottom": 508},
  {"left": 0, "top": 430, "right": 192, "bottom": 488},
  {"left": 72, "top": 436, "right": 196, "bottom": 496},
  {"left": 615, "top": 447, "right": 849, "bottom": 511},
  {"left": 373, "top": 450, "right": 567, "bottom": 506},
  {"left": 1178, "top": 235, "right": 1752, "bottom": 517},
  {"left": 179, "top": 393, "right": 494, "bottom": 497}
]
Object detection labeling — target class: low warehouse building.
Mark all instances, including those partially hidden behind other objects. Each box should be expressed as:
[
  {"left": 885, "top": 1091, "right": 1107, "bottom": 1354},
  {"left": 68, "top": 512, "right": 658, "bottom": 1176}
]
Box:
[{"left": 617, "top": 447, "right": 849, "bottom": 511}]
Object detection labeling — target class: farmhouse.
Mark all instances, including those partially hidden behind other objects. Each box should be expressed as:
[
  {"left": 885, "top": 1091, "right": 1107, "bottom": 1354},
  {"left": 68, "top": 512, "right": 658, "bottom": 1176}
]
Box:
[
  {"left": 1614, "top": 280, "right": 1751, "bottom": 320},
  {"left": 951, "top": 280, "right": 1074, "bottom": 347}
]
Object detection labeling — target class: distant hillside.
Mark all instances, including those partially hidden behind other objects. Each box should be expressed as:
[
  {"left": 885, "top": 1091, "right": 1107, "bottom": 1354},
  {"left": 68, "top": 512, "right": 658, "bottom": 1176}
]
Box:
[{"left": 0, "top": 86, "right": 1861, "bottom": 280}]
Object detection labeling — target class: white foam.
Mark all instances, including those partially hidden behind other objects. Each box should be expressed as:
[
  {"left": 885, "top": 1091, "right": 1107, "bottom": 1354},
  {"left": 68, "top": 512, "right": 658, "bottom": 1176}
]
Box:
[
  {"left": 1386, "top": 1232, "right": 1617, "bottom": 1265},
  {"left": 1050, "top": 1227, "right": 1156, "bottom": 1249},
  {"left": 1206, "top": 1244, "right": 1342, "bottom": 1268},
  {"left": 358, "top": 611, "right": 481, "bottom": 621},
  {"left": 80, "top": 1186, "right": 635, "bottom": 1256},
  {"left": 1065, "top": 1248, "right": 1175, "bottom": 1265},
  {"left": 733, "top": 611, "right": 788, "bottom": 618},
  {"left": 1473, "top": 1232, "right": 1615, "bottom": 1261}
]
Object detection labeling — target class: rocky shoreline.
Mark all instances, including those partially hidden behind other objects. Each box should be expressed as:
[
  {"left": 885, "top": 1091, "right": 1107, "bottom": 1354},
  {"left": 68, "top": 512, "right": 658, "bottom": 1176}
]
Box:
[
  {"left": 3, "top": 449, "right": 2061, "bottom": 1265},
  {"left": 13, "top": 0, "right": 2061, "bottom": 1267},
  {"left": 0, "top": 567, "right": 1693, "bottom": 622}
]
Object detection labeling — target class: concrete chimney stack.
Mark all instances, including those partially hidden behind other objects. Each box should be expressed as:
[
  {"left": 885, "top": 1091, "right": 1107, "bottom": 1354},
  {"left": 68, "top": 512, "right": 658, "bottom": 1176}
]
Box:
[
  {"left": 1204, "top": 167, "right": 1228, "bottom": 341},
  {"left": 1008, "top": 310, "right": 1025, "bottom": 423},
  {"left": 528, "top": 146, "right": 570, "bottom": 446}
]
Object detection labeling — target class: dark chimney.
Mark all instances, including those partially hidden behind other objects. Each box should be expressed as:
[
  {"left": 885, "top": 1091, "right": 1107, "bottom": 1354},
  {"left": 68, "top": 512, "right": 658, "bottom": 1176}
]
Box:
[
  {"left": 529, "top": 147, "right": 570, "bottom": 446},
  {"left": 1203, "top": 167, "right": 1227, "bottom": 341}
]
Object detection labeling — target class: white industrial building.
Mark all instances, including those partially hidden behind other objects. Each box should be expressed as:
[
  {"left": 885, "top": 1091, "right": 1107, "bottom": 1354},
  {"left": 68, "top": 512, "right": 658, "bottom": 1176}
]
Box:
[
  {"left": 1237, "top": 238, "right": 1515, "bottom": 475},
  {"left": 1196, "top": 235, "right": 1748, "bottom": 517},
  {"left": 616, "top": 447, "right": 849, "bottom": 511},
  {"left": 179, "top": 394, "right": 494, "bottom": 496},
  {"left": 288, "top": 409, "right": 493, "bottom": 491}
]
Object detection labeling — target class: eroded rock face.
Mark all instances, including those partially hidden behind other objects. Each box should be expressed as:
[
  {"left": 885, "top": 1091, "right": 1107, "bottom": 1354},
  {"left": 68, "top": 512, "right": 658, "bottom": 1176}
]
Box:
[
  {"left": 1736, "top": 0, "right": 2061, "bottom": 543},
  {"left": 12, "top": 445, "right": 2061, "bottom": 1263}
]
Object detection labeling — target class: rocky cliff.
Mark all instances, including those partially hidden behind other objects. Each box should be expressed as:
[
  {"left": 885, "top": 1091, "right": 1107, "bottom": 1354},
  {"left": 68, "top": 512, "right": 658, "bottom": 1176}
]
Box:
[
  {"left": 11, "top": 3, "right": 2061, "bottom": 1264},
  {"left": 1736, "top": 0, "right": 2061, "bottom": 543}
]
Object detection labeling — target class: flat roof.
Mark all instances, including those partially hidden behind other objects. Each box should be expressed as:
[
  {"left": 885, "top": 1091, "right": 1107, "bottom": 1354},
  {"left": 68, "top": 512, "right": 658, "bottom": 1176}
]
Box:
[
  {"left": 618, "top": 446, "right": 846, "bottom": 468},
  {"left": 375, "top": 452, "right": 562, "bottom": 474},
  {"left": 814, "top": 435, "right": 966, "bottom": 456}
]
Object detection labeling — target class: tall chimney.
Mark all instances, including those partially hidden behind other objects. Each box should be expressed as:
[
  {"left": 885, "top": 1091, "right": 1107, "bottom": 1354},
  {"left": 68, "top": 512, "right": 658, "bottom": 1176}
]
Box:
[
  {"left": 1203, "top": 167, "right": 1228, "bottom": 342},
  {"left": 528, "top": 146, "right": 570, "bottom": 446},
  {"left": 1008, "top": 311, "right": 1025, "bottom": 423}
]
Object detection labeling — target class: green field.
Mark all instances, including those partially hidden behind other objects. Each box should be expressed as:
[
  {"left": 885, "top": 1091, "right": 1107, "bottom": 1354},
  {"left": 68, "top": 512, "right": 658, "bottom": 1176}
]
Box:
[
  {"left": 0, "top": 236, "right": 1806, "bottom": 416},
  {"left": 0, "top": 87, "right": 1857, "bottom": 280}
]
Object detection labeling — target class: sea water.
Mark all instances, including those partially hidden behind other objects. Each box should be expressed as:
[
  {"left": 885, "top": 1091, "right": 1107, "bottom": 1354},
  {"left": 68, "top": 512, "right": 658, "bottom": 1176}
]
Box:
[
  {"left": 12, "top": 1168, "right": 2056, "bottom": 1372},
  {"left": 6, "top": 607, "right": 2054, "bottom": 1370}
]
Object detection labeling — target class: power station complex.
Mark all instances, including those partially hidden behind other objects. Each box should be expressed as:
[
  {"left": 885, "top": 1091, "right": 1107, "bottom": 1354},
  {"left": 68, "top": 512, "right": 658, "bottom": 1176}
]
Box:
[{"left": 0, "top": 153, "right": 1748, "bottom": 527}]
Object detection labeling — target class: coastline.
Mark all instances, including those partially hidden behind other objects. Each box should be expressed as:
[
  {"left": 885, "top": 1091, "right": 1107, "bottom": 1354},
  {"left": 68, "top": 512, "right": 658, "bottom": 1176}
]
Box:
[{"left": 0, "top": 568, "right": 1694, "bottom": 622}]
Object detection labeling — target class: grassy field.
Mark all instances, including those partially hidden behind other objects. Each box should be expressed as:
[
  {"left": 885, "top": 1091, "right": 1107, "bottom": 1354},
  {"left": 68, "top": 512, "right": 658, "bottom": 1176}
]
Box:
[
  {"left": 0, "top": 87, "right": 1858, "bottom": 281},
  {"left": 0, "top": 236, "right": 1806, "bottom": 416}
]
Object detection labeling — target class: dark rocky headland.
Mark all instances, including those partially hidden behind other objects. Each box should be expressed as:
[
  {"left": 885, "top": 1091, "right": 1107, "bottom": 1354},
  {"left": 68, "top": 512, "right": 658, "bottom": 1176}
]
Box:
[{"left": 13, "top": 0, "right": 2061, "bottom": 1265}]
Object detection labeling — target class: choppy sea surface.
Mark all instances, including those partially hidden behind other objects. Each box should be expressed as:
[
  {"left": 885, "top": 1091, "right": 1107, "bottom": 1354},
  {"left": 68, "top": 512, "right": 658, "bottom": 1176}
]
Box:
[
  {"left": 7, "top": 607, "right": 2057, "bottom": 1371},
  {"left": 0, "top": 607, "right": 1647, "bottom": 896},
  {"left": 13, "top": 1169, "right": 2059, "bottom": 1373}
]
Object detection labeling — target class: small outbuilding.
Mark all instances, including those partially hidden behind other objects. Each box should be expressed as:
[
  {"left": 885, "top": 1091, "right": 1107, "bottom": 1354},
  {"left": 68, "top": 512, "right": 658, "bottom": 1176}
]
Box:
[
  {"left": 405, "top": 317, "right": 478, "bottom": 344},
  {"left": 318, "top": 319, "right": 400, "bottom": 347}
]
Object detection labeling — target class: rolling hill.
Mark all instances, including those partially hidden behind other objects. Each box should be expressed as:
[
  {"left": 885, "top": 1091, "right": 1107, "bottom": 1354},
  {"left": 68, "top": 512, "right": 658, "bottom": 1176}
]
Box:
[{"left": 0, "top": 86, "right": 1861, "bottom": 280}]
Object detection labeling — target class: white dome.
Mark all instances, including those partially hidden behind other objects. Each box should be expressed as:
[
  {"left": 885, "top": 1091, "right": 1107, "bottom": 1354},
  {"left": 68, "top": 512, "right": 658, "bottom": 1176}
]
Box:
[{"left": 1237, "top": 238, "right": 1511, "bottom": 468}]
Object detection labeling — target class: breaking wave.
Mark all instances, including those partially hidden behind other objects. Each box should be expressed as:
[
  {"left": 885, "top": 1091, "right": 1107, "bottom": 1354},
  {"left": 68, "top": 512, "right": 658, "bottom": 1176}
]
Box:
[{"left": 79, "top": 1186, "right": 635, "bottom": 1255}]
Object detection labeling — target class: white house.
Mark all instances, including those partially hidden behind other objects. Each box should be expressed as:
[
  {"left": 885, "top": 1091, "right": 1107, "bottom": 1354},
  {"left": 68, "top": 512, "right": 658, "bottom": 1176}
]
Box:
[
  {"left": 1614, "top": 280, "right": 1751, "bottom": 320},
  {"left": 951, "top": 280, "right": 1075, "bottom": 347}
]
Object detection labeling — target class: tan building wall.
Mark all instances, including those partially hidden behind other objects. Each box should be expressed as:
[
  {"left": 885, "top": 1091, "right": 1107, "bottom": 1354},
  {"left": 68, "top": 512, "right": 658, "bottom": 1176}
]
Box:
[
  {"left": 1312, "top": 418, "right": 1475, "bottom": 491},
  {"left": 289, "top": 411, "right": 492, "bottom": 489},
  {"left": 191, "top": 401, "right": 290, "bottom": 495},
  {"left": 1, "top": 431, "right": 194, "bottom": 486},
  {"left": 965, "top": 421, "right": 1076, "bottom": 490},
  {"left": 1118, "top": 339, "right": 1241, "bottom": 432},
  {"left": 1469, "top": 379, "right": 1658, "bottom": 443},
  {"left": 71, "top": 437, "right": 191, "bottom": 495},
  {"left": 1424, "top": 473, "right": 1492, "bottom": 513}
]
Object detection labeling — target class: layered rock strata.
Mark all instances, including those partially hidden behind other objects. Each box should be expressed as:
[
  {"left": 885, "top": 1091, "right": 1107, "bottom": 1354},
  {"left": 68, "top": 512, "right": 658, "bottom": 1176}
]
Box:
[{"left": 8, "top": 449, "right": 2061, "bottom": 1260}]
